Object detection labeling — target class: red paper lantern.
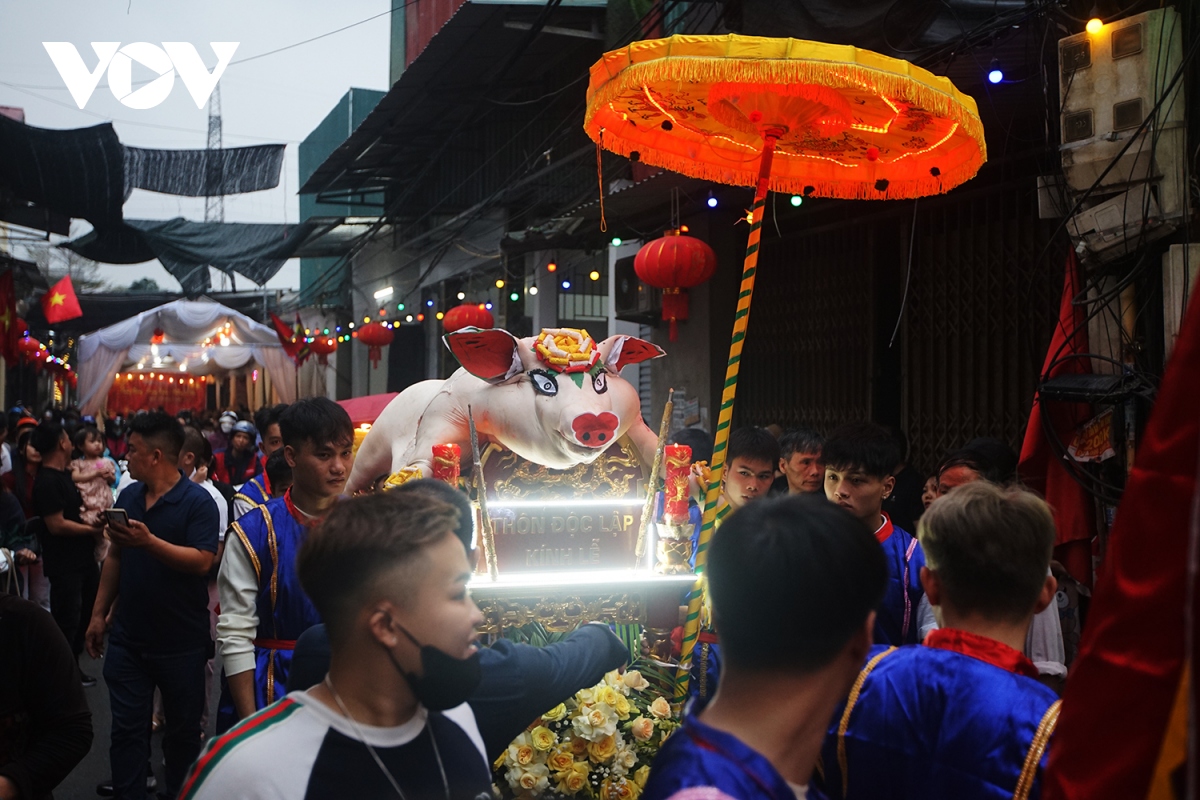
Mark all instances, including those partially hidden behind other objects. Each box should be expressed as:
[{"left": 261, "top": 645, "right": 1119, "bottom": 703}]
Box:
[
  {"left": 150, "top": 328, "right": 166, "bottom": 345},
  {"left": 356, "top": 321, "right": 394, "bottom": 369},
  {"left": 15, "top": 318, "right": 27, "bottom": 337},
  {"left": 17, "top": 336, "right": 41, "bottom": 364},
  {"left": 442, "top": 303, "right": 495, "bottom": 333},
  {"left": 308, "top": 335, "right": 338, "bottom": 366},
  {"left": 634, "top": 230, "right": 718, "bottom": 341}
]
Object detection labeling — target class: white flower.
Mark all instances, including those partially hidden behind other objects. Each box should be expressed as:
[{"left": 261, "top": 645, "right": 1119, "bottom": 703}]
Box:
[
  {"left": 505, "top": 732, "right": 537, "bottom": 769},
  {"left": 605, "top": 670, "right": 631, "bottom": 695},
  {"left": 507, "top": 761, "right": 550, "bottom": 793},
  {"left": 621, "top": 670, "right": 650, "bottom": 692},
  {"left": 572, "top": 703, "right": 618, "bottom": 741}
]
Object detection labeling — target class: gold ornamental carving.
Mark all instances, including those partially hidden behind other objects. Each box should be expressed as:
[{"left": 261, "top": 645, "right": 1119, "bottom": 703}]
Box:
[{"left": 475, "top": 592, "right": 646, "bottom": 635}]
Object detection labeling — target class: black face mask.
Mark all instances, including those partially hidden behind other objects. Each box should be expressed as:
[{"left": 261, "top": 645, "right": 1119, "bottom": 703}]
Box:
[{"left": 385, "top": 621, "right": 482, "bottom": 711}]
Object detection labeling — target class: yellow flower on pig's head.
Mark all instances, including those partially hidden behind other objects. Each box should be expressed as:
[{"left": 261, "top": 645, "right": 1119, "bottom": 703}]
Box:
[
  {"left": 530, "top": 725, "right": 556, "bottom": 752},
  {"left": 634, "top": 765, "right": 651, "bottom": 788},
  {"left": 547, "top": 749, "right": 575, "bottom": 773}
]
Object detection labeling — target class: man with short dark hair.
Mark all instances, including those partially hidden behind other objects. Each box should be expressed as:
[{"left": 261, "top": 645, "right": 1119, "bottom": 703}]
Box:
[
  {"left": 773, "top": 427, "right": 825, "bottom": 496},
  {"left": 823, "top": 422, "right": 931, "bottom": 646},
  {"left": 84, "top": 412, "right": 219, "bottom": 800},
  {"left": 216, "top": 397, "right": 354, "bottom": 732},
  {"left": 181, "top": 491, "right": 493, "bottom": 800},
  {"left": 31, "top": 420, "right": 103, "bottom": 684},
  {"left": 721, "top": 427, "right": 780, "bottom": 510},
  {"left": 816, "top": 482, "right": 1061, "bottom": 799},
  {"left": 643, "top": 495, "right": 887, "bottom": 800}
]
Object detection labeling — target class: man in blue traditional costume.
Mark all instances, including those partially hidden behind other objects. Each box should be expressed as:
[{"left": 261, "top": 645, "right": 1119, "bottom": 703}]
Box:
[
  {"left": 231, "top": 403, "right": 288, "bottom": 519},
  {"left": 644, "top": 494, "right": 886, "bottom": 800},
  {"left": 822, "top": 422, "right": 934, "bottom": 645},
  {"left": 815, "top": 481, "right": 1062, "bottom": 800},
  {"left": 215, "top": 397, "right": 354, "bottom": 733},
  {"left": 683, "top": 427, "right": 778, "bottom": 700}
]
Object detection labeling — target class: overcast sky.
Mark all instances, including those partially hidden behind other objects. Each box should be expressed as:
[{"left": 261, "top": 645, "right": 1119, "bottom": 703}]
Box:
[{"left": 0, "top": 0, "right": 391, "bottom": 292}]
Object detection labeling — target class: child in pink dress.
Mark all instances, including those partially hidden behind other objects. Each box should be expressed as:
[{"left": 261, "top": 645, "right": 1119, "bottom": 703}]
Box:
[{"left": 71, "top": 427, "right": 116, "bottom": 561}]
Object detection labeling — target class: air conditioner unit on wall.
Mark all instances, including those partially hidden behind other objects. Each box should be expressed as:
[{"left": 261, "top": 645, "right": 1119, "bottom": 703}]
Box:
[
  {"left": 1058, "top": 7, "right": 1186, "bottom": 219},
  {"left": 613, "top": 255, "right": 661, "bottom": 324}
]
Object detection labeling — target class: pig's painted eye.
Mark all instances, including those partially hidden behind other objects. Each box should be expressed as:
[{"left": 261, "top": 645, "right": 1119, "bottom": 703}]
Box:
[
  {"left": 592, "top": 371, "right": 608, "bottom": 394},
  {"left": 529, "top": 370, "right": 558, "bottom": 397}
]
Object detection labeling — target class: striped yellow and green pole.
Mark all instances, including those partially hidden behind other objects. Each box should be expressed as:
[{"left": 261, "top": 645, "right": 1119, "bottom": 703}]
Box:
[{"left": 674, "top": 132, "right": 781, "bottom": 702}]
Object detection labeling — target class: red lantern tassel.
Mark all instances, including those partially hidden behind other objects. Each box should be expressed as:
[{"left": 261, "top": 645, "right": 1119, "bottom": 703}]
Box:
[{"left": 662, "top": 289, "right": 689, "bottom": 342}]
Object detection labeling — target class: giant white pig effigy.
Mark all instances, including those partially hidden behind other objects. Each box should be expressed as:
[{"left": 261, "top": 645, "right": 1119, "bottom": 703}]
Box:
[{"left": 348, "top": 326, "right": 665, "bottom": 493}]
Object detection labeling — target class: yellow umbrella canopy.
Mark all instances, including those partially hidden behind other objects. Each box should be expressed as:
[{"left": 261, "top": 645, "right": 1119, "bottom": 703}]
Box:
[{"left": 585, "top": 34, "right": 986, "bottom": 200}]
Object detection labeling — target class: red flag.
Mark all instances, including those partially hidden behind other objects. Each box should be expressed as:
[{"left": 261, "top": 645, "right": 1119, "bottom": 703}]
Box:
[
  {"left": 1018, "top": 252, "right": 1096, "bottom": 585},
  {"left": 1043, "top": 277, "right": 1200, "bottom": 799},
  {"left": 292, "top": 314, "right": 311, "bottom": 364},
  {"left": 41, "top": 275, "right": 82, "bottom": 324},
  {"left": 0, "top": 270, "right": 18, "bottom": 364},
  {"left": 269, "top": 312, "right": 301, "bottom": 358}
]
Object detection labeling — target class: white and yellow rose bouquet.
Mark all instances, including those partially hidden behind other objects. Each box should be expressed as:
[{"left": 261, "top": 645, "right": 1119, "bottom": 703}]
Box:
[{"left": 495, "top": 669, "right": 680, "bottom": 799}]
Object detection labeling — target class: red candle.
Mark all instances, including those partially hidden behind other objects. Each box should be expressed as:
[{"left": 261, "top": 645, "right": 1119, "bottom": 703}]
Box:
[
  {"left": 431, "top": 443, "right": 461, "bottom": 486},
  {"left": 663, "top": 444, "right": 692, "bottom": 522}
]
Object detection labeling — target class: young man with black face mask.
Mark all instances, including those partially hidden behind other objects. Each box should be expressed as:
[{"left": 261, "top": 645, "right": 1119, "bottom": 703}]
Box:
[{"left": 179, "top": 490, "right": 491, "bottom": 800}]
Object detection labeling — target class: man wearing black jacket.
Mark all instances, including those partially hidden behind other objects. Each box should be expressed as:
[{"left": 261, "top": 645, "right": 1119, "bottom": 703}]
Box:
[{"left": 0, "top": 593, "right": 93, "bottom": 800}]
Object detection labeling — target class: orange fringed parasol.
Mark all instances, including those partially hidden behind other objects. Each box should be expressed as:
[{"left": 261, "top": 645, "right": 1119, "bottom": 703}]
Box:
[
  {"left": 585, "top": 34, "right": 985, "bottom": 200},
  {"left": 584, "top": 34, "right": 986, "bottom": 703}
]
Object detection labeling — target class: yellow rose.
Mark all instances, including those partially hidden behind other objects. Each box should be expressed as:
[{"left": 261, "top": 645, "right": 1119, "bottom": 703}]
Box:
[
  {"left": 622, "top": 670, "right": 650, "bottom": 692},
  {"left": 519, "top": 772, "right": 539, "bottom": 791},
  {"left": 634, "top": 765, "right": 651, "bottom": 788},
  {"left": 613, "top": 695, "right": 632, "bottom": 720},
  {"left": 548, "top": 750, "right": 575, "bottom": 772},
  {"left": 562, "top": 769, "right": 588, "bottom": 795},
  {"left": 605, "top": 669, "right": 623, "bottom": 686},
  {"left": 628, "top": 716, "right": 654, "bottom": 742},
  {"left": 595, "top": 686, "right": 620, "bottom": 707},
  {"left": 575, "top": 688, "right": 595, "bottom": 705},
  {"left": 569, "top": 736, "right": 589, "bottom": 755},
  {"left": 516, "top": 744, "right": 535, "bottom": 766},
  {"left": 530, "top": 725, "right": 556, "bottom": 751},
  {"left": 588, "top": 733, "right": 619, "bottom": 763},
  {"left": 649, "top": 696, "right": 672, "bottom": 720},
  {"left": 543, "top": 703, "right": 568, "bottom": 723},
  {"left": 603, "top": 777, "right": 641, "bottom": 800}
]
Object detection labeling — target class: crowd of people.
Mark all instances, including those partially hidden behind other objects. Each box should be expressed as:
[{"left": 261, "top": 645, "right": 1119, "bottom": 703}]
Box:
[{"left": 0, "top": 401, "right": 1087, "bottom": 800}]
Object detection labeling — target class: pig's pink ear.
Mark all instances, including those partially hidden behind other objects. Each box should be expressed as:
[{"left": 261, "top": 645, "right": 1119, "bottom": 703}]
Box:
[
  {"left": 444, "top": 327, "right": 523, "bottom": 383},
  {"left": 598, "top": 335, "right": 665, "bottom": 372}
]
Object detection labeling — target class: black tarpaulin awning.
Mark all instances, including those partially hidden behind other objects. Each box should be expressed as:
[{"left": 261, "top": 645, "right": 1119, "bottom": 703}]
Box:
[
  {"left": 64, "top": 218, "right": 316, "bottom": 296},
  {"left": 123, "top": 144, "right": 285, "bottom": 198},
  {"left": 0, "top": 115, "right": 124, "bottom": 228}
]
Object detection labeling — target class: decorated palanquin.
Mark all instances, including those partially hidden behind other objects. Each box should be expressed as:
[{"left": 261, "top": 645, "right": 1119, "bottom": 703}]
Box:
[{"left": 348, "top": 325, "right": 699, "bottom": 642}]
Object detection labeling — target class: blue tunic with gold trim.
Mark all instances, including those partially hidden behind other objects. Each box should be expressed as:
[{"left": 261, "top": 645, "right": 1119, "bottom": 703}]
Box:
[
  {"left": 234, "top": 473, "right": 270, "bottom": 509},
  {"left": 216, "top": 493, "right": 320, "bottom": 733},
  {"left": 873, "top": 514, "right": 925, "bottom": 646},
  {"left": 815, "top": 629, "right": 1061, "bottom": 800}
]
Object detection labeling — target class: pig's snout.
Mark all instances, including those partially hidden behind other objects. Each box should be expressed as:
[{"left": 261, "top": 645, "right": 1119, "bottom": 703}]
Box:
[{"left": 571, "top": 412, "right": 619, "bottom": 447}]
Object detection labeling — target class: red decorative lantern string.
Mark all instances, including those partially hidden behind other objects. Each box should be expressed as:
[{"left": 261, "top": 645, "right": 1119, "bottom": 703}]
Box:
[
  {"left": 634, "top": 229, "right": 718, "bottom": 341},
  {"left": 356, "top": 321, "right": 394, "bottom": 369},
  {"left": 308, "top": 335, "right": 338, "bottom": 365},
  {"left": 442, "top": 303, "right": 495, "bottom": 333}
]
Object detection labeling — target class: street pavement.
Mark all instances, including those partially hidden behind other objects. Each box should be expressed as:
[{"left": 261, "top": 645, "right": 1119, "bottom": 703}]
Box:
[{"left": 56, "top": 647, "right": 223, "bottom": 800}]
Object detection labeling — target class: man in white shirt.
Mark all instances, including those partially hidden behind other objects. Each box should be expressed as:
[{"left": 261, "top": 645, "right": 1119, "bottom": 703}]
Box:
[{"left": 180, "top": 490, "right": 491, "bottom": 799}]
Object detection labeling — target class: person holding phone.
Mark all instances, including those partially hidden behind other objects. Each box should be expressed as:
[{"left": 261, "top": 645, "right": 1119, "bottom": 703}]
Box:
[{"left": 84, "top": 413, "right": 219, "bottom": 800}]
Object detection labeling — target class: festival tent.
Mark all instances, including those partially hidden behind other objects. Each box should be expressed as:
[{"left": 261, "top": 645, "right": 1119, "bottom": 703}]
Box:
[{"left": 76, "top": 297, "right": 297, "bottom": 415}]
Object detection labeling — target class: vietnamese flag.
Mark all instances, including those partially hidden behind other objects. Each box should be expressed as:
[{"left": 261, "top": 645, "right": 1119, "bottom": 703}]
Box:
[
  {"left": 1043, "top": 277, "right": 1200, "bottom": 800},
  {"left": 41, "top": 275, "right": 82, "bottom": 324}
]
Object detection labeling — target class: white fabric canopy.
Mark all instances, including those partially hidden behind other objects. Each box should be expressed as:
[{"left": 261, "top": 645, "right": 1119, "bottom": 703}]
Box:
[{"left": 77, "top": 297, "right": 297, "bottom": 414}]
